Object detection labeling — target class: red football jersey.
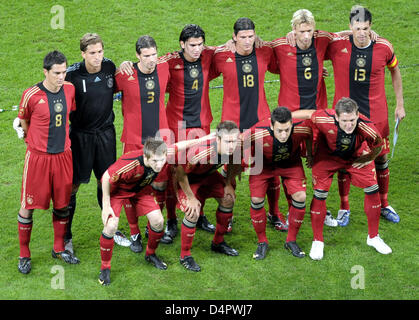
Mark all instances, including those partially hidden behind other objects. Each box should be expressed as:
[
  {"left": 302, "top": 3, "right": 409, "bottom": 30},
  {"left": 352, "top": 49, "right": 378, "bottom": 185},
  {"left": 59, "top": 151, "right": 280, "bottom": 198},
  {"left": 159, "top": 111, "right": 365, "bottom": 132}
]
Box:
[
  {"left": 270, "top": 30, "right": 335, "bottom": 111},
  {"left": 212, "top": 45, "right": 278, "bottom": 131},
  {"left": 106, "top": 149, "right": 173, "bottom": 199},
  {"left": 245, "top": 117, "right": 312, "bottom": 168},
  {"left": 178, "top": 139, "right": 230, "bottom": 183},
  {"left": 161, "top": 48, "right": 217, "bottom": 131},
  {"left": 18, "top": 81, "right": 76, "bottom": 154},
  {"left": 115, "top": 61, "right": 170, "bottom": 145},
  {"left": 310, "top": 109, "right": 383, "bottom": 160},
  {"left": 326, "top": 35, "right": 398, "bottom": 136}
]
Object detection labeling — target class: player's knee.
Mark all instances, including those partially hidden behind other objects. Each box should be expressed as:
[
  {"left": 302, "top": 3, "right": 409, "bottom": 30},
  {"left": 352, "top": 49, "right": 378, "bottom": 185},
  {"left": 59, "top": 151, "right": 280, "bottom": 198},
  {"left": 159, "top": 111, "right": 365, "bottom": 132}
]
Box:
[
  {"left": 103, "top": 217, "right": 119, "bottom": 237},
  {"left": 292, "top": 191, "right": 306, "bottom": 203},
  {"left": 148, "top": 210, "right": 164, "bottom": 231},
  {"left": 19, "top": 207, "right": 34, "bottom": 219},
  {"left": 364, "top": 184, "right": 379, "bottom": 195},
  {"left": 313, "top": 189, "right": 328, "bottom": 201},
  {"left": 220, "top": 196, "right": 234, "bottom": 209},
  {"left": 53, "top": 207, "right": 70, "bottom": 219},
  {"left": 251, "top": 198, "right": 265, "bottom": 210},
  {"left": 375, "top": 159, "right": 389, "bottom": 170}
]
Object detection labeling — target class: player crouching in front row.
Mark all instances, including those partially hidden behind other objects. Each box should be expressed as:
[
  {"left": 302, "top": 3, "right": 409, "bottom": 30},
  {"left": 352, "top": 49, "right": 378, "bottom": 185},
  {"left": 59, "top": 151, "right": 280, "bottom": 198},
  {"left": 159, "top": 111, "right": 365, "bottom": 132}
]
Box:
[
  {"left": 294, "top": 97, "right": 392, "bottom": 260},
  {"left": 99, "top": 138, "right": 169, "bottom": 285}
]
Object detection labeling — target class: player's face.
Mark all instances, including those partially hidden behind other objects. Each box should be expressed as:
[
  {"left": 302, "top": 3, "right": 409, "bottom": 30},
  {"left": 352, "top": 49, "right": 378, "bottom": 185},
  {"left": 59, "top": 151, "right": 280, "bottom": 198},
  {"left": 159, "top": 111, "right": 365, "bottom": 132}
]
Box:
[
  {"left": 145, "top": 153, "right": 167, "bottom": 173},
  {"left": 181, "top": 37, "right": 204, "bottom": 62},
  {"left": 294, "top": 23, "right": 315, "bottom": 50},
  {"left": 43, "top": 62, "right": 67, "bottom": 90},
  {"left": 218, "top": 132, "right": 240, "bottom": 156},
  {"left": 336, "top": 112, "right": 359, "bottom": 134},
  {"left": 350, "top": 21, "right": 371, "bottom": 47},
  {"left": 82, "top": 42, "right": 104, "bottom": 71},
  {"left": 271, "top": 120, "right": 293, "bottom": 143},
  {"left": 137, "top": 47, "right": 158, "bottom": 74},
  {"left": 233, "top": 29, "right": 255, "bottom": 55}
]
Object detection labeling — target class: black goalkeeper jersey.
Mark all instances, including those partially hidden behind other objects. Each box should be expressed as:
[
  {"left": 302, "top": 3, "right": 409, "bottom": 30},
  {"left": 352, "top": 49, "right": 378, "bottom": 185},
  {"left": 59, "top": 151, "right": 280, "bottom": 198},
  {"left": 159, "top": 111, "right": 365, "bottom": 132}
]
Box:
[{"left": 66, "top": 58, "right": 116, "bottom": 132}]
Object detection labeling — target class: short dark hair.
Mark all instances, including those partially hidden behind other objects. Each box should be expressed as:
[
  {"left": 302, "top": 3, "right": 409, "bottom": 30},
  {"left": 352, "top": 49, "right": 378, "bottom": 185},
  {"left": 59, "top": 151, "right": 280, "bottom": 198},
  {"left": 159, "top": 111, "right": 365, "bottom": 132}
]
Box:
[
  {"left": 233, "top": 17, "right": 255, "bottom": 35},
  {"left": 271, "top": 106, "right": 292, "bottom": 126},
  {"left": 216, "top": 121, "right": 239, "bottom": 138},
  {"left": 136, "top": 35, "right": 157, "bottom": 55},
  {"left": 143, "top": 137, "right": 167, "bottom": 159},
  {"left": 335, "top": 97, "right": 359, "bottom": 116},
  {"left": 43, "top": 50, "right": 67, "bottom": 70},
  {"left": 349, "top": 5, "right": 372, "bottom": 24},
  {"left": 179, "top": 24, "right": 205, "bottom": 43}
]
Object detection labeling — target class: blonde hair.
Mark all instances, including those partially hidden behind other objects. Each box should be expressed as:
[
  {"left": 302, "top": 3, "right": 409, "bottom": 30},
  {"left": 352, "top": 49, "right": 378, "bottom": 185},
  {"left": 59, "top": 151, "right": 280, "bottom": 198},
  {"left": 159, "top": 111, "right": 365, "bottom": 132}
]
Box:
[
  {"left": 291, "top": 9, "right": 315, "bottom": 29},
  {"left": 80, "top": 33, "right": 103, "bottom": 52}
]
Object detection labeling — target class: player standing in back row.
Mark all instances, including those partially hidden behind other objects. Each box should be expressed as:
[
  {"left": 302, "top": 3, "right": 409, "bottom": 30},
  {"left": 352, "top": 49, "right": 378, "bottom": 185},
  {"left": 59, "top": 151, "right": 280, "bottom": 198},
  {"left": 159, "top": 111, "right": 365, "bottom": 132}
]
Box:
[
  {"left": 65, "top": 33, "right": 117, "bottom": 255},
  {"left": 326, "top": 6, "right": 405, "bottom": 225},
  {"left": 17, "top": 51, "right": 80, "bottom": 274},
  {"left": 212, "top": 17, "right": 286, "bottom": 230}
]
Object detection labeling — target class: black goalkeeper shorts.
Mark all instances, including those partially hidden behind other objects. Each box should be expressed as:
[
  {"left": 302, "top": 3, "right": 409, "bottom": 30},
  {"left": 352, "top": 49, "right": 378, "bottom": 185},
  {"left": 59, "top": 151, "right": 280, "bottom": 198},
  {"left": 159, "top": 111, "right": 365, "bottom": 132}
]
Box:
[{"left": 70, "top": 125, "right": 116, "bottom": 185}]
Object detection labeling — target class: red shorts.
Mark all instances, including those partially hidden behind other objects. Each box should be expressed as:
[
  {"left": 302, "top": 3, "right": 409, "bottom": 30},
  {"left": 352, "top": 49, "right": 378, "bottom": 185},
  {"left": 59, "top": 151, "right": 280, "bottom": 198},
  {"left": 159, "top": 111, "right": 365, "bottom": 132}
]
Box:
[
  {"left": 21, "top": 148, "right": 73, "bottom": 210},
  {"left": 312, "top": 154, "right": 377, "bottom": 191},
  {"left": 176, "top": 171, "right": 225, "bottom": 212},
  {"left": 373, "top": 121, "right": 389, "bottom": 156},
  {"left": 249, "top": 164, "right": 306, "bottom": 198},
  {"left": 110, "top": 185, "right": 160, "bottom": 218}
]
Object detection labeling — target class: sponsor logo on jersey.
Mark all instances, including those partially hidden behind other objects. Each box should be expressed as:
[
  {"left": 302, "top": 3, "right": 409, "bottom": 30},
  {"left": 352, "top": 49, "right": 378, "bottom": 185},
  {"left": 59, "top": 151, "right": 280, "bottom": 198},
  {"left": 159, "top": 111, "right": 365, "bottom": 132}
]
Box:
[
  {"left": 94, "top": 76, "right": 101, "bottom": 82},
  {"left": 328, "top": 130, "right": 335, "bottom": 135},
  {"left": 226, "top": 57, "right": 234, "bottom": 63},
  {"left": 128, "top": 76, "right": 135, "bottom": 81},
  {"left": 38, "top": 98, "right": 46, "bottom": 104},
  {"left": 341, "top": 48, "right": 348, "bottom": 53}
]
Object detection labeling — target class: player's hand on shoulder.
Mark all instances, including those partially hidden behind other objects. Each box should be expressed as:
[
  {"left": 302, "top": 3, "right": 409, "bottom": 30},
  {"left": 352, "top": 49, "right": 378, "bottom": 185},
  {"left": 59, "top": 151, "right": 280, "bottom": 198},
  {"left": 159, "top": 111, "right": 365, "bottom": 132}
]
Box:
[
  {"left": 286, "top": 30, "right": 297, "bottom": 47},
  {"left": 117, "top": 61, "right": 134, "bottom": 76}
]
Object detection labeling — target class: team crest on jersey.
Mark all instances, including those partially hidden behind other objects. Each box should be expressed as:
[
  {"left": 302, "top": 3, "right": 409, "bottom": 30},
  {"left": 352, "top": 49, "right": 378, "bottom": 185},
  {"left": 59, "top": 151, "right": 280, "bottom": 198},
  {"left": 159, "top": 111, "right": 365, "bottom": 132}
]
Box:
[
  {"left": 26, "top": 195, "right": 33, "bottom": 205},
  {"left": 356, "top": 57, "right": 367, "bottom": 67},
  {"left": 189, "top": 67, "right": 199, "bottom": 78},
  {"left": 278, "top": 146, "right": 288, "bottom": 154},
  {"left": 302, "top": 56, "right": 312, "bottom": 67},
  {"left": 242, "top": 63, "right": 252, "bottom": 73},
  {"left": 111, "top": 173, "right": 119, "bottom": 182},
  {"left": 145, "top": 80, "right": 155, "bottom": 90},
  {"left": 54, "top": 102, "right": 63, "bottom": 113},
  {"left": 107, "top": 77, "right": 114, "bottom": 88},
  {"left": 341, "top": 137, "right": 352, "bottom": 145}
]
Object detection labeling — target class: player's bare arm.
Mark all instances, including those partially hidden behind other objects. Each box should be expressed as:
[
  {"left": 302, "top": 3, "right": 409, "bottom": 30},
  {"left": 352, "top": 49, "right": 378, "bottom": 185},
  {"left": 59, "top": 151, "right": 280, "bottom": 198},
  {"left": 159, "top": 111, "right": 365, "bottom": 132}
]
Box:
[
  {"left": 101, "top": 170, "right": 116, "bottom": 225},
  {"left": 389, "top": 65, "right": 405, "bottom": 122},
  {"left": 175, "top": 165, "right": 201, "bottom": 219},
  {"left": 352, "top": 144, "right": 383, "bottom": 169},
  {"left": 291, "top": 109, "right": 316, "bottom": 120}
]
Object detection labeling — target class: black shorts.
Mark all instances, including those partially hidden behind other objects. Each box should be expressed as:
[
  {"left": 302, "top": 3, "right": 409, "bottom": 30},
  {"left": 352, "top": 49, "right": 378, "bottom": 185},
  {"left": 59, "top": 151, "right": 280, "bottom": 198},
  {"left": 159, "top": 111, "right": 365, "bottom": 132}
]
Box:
[{"left": 70, "top": 126, "right": 116, "bottom": 185}]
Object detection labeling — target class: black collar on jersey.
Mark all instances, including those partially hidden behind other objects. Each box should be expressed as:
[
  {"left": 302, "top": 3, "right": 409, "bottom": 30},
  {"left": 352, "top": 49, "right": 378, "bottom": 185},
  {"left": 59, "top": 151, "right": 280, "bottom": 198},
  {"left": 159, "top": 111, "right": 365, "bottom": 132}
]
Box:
[
  {"left": 179, "top": 51, "right": 201, "bottom": 64},
  {"left": 133, "top": 61, "right": 157, "bottom": 76},
  {"left": 37, "top": 81, "right": 64, "bottom": 95}
]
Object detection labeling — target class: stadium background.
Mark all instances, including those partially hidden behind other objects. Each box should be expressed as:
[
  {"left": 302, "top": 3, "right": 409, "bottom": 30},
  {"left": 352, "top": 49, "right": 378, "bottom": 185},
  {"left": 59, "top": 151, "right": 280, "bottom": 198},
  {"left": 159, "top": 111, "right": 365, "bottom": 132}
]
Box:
[{"left": 0, "top": 0, "right": 417, "bottom": 300}]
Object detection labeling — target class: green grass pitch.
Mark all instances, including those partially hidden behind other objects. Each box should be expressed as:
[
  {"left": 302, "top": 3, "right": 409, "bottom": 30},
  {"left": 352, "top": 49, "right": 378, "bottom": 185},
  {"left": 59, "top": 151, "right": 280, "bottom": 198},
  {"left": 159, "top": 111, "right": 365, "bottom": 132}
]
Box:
[{"left": 0, "top": 0, "right": 418, "bottom": 300}]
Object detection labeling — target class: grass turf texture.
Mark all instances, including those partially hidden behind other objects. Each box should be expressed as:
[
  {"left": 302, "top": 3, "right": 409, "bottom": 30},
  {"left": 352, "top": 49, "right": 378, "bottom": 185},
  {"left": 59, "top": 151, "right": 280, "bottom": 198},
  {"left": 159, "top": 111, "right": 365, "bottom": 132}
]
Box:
[{"left": 0, "top": 0, "right": 418, "bottom": 300}]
